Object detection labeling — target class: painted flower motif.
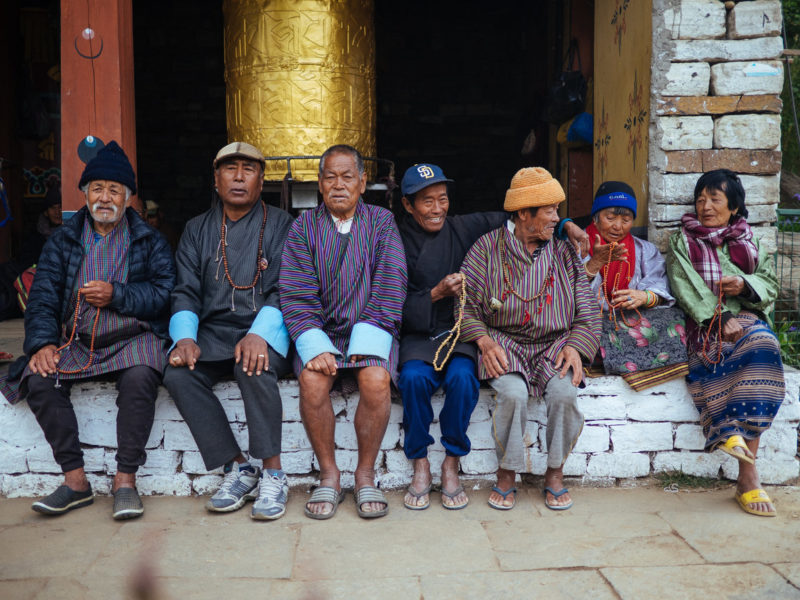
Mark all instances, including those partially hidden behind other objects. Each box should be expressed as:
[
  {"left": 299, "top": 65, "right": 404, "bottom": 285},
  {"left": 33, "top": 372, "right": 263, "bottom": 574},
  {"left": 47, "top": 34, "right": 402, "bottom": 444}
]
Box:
[
  {"left": 656, "top": 352, "right": 669, "bottom": 362},
  {"left": 624, "top": 361, "right": 638, "bottom": 372},
  {"left": 600, "top": 346, "right": 607, "bottom": 359}
]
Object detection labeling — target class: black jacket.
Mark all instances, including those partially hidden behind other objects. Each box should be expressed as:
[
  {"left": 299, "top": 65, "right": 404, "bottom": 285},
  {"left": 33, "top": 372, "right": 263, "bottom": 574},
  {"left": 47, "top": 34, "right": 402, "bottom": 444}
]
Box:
[
  {"left": 398, "top": 211, "right": 507, "bottom": 366},
  {"left": 23, "top": 207, "right": 176, "bottom": 356}
]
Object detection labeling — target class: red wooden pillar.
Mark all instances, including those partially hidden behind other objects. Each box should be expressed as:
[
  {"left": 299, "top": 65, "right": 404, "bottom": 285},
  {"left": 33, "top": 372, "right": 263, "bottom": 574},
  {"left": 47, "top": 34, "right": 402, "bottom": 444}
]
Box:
[{"left": 60, "top": 0, "right": 138, "bottom": 215}]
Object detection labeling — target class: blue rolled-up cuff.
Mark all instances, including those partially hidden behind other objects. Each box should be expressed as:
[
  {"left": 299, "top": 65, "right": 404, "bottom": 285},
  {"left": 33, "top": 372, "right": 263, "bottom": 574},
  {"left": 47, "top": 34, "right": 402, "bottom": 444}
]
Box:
[
  {"left": 556, "top": 218, "right": 573, "bottom": 240},
  {"left": 247, "top": 306, "right": 290, "bottom": 358},
  {"left": 169, "top": 310, "right": 199, "bottom": 344},
  {"left": 296, "top": 328, "right": 342, "bottom": 366},
  {"left": 347, "top": 322, "right": 392, "bottom": 361}
]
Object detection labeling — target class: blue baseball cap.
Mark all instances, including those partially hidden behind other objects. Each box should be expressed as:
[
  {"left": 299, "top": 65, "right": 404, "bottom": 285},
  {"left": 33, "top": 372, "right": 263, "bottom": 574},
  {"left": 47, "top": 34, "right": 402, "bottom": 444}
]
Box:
[{"left": 401, "top": 163, "right": 453, "bottom": 196}]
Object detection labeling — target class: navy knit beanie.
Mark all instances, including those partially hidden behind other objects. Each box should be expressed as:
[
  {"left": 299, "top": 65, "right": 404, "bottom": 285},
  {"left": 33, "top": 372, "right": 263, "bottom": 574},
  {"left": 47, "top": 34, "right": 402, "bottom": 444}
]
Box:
[
  {"left": 591, "top": 180, "right": 636, "bottom": 218},
  {"left": 78, "top": 140, "right": 137, "bottom": 195}
]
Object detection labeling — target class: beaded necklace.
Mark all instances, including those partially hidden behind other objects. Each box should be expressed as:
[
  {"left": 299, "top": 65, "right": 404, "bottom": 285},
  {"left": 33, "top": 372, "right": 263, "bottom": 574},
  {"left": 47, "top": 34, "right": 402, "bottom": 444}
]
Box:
[
  {"left": 498, "top": 229, "right": 553, "bottom": 325},
  {"left": 54, "top": 289, "right": 101, "bottom": 387},
  {"left": 600, "top": 241, "right": 642, "bottom": 329},
  {"left": 432, "top": 276, "right": 466, "bottom": 372},
  {"left": 219, "top": 200, "right": 268, "bottom": 312}
]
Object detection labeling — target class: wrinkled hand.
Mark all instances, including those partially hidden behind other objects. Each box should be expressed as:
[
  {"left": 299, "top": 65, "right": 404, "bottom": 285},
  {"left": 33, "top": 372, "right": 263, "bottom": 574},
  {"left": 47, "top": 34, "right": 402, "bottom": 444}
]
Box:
[
  {"left": 306, "top": 352, "right": 338, "bottom": 376},
  {"left": 586, "top": 235, "right": 628, "bottom": 275},
  {"left": 29, "top": 344, "right": 60, "bottom": 376},
  {"left": 722, "top": 317, "right": 744, "bottom": 343},
  {"left": 611, "top": 288, "right": 648, "bottom": 310},
  {"left": 554, "top": 345, "right": 583, "bottom": 386},
  {"left": 235, "top": 333, "right": 269, "bottom": 376},
  {"left": 81, "top": 280, "right": 113, "bottom": 307},
  {"left": 564, "top": 221, "right": 590, "bottom": 258},
  {"left": 720, "top": 275, "right": 745, "bottom": 297},
  {"left": 168, "top": 339, "right": 202, "bottom": 370},
  {"left": 431, "top": 273, "right": 464, "bottom": 303},
  {"left": 477, "top": 335, "right": 509, "bottom": 379}
]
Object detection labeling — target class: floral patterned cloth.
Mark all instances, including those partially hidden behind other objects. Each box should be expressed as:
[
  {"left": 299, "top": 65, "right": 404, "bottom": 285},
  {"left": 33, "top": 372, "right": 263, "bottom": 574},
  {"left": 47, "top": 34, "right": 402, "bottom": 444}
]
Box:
[{"left": 599, "top": 306, "right": 688, "bottom": 375}]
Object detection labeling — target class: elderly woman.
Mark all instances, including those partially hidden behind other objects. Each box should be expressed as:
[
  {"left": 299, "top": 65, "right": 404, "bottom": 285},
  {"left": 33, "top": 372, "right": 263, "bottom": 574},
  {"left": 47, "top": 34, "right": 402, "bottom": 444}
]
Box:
[
  {"left": 666, "top": 169, "right": 784, "bottom": 517},
  {"left": 583, "top": 182, "right": 687, "bottom": 389},
  {"left": 459, "top": 167, "right": 600, "bottom": 511}
]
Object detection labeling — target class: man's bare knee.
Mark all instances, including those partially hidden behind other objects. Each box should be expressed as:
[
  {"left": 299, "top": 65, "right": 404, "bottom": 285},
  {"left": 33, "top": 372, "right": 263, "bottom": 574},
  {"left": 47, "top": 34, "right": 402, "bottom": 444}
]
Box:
[
  {"left": 299, "top": 369, "right": 334, "bottom": 408},
  {"left": 357, "top": 366, "right": 391, "bottom": 396}
]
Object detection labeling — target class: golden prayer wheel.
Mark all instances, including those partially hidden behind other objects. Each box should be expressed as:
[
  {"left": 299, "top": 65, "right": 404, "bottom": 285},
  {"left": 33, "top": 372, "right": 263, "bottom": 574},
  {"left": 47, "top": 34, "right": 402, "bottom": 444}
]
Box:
[{"left": 223, "top": 0, "right": 376, "bottom": 182}]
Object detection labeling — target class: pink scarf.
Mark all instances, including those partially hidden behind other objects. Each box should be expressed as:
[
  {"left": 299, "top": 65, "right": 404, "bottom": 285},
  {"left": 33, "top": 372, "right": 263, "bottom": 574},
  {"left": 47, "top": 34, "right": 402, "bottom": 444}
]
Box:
[{"left": 681, "top": 213, "right": 758, "bottom": 294}]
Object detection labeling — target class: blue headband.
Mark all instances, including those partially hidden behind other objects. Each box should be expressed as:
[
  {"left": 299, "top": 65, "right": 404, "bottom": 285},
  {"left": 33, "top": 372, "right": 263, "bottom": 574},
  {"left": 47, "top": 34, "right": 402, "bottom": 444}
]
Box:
[{"left": 591, "top": 192, "right": 637, "bottom": 218}]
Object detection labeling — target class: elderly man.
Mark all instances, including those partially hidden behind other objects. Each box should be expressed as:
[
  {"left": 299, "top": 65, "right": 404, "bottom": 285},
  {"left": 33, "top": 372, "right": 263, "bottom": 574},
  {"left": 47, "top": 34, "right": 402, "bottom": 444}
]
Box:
[
  {"left": 163, "top": 142, "right": 294, "bottom": 520},
  {"left": 459, "top": 167, "right": 600, "bottom": 511},
  {"left": 397, "top": 163, "right": 589, "bottom": 511},
  {"left": 6, "top": 141, "right": 175, "bottom": 520},
  {"left": 280, "top": 144, "right": 407, "bottom": 519}
]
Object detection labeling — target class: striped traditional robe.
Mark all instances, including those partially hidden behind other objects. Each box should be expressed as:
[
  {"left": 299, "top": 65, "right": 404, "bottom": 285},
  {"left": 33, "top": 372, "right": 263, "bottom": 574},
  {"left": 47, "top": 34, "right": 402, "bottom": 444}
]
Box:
[
  {"left": 280, "top": 200, "right": 407, "bottom": 376},
  {"left": 460, "top": 224, "right": 601, "bottom": 396}
]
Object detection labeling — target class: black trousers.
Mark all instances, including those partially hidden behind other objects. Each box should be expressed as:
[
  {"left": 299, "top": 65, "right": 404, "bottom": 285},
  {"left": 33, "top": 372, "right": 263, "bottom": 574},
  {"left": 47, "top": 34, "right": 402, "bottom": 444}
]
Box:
[
  {"left": 26, "top": 366, "right": 160, "bottom": 474},
  {"left": 163, "top": 348, "right": 289, "bottom": 471}
]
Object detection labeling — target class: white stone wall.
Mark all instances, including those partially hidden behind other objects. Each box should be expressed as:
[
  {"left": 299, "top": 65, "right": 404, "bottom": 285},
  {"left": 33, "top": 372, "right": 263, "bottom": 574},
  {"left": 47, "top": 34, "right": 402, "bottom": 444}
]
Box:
[
  {"left": 649, "top": 0, "right": 784, "bottom": 251},
  {"left": 1, "top": 370, "right": 797, "bottom": 497}
]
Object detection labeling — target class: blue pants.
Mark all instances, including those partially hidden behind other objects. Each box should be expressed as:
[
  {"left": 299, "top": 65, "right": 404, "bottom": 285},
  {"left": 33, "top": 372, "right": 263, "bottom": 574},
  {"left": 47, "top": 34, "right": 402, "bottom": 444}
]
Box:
[{"left": 398, "top": 356, "right": 480, "bottom": 459}]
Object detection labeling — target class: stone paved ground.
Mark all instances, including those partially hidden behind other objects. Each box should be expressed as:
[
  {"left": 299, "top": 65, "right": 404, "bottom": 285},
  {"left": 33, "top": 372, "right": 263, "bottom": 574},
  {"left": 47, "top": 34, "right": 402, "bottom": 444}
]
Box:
[{"left": 1, "top": 485, "right": 799, "bottom": 599}]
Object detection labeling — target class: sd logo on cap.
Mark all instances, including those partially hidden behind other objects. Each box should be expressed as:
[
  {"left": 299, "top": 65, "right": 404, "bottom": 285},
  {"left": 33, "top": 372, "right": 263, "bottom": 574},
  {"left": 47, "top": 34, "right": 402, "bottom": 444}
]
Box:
[{"left": 401, "top": 163, "right": 454, "bottom": 196}]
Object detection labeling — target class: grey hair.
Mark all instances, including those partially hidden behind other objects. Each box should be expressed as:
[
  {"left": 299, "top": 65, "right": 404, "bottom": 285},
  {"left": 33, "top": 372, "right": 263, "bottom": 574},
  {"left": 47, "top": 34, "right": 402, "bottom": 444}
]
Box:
[
  {"left": 592, "top": 206, "right": 634, "bottom": 222},
  {"left": 81, "top": 182, "right": 132, "bottom": 201},
  {"left": 318, "top": 144, "right": 365, "bottom": 177}
]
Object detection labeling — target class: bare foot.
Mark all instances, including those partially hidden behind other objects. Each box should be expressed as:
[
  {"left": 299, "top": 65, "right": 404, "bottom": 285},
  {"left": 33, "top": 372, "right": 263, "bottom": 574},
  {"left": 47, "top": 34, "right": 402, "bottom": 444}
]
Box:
[
  {"left": 404, "top": 457, "right": 431, "bottom": 508},
  {"left": 305, "top": 470, "right": 341, "bottom": 517},
  {"left": 488, "top": 468, "right": 516, "bottom": 508},
  {"left": 354, "top": 469, "right": 386, "bottom": 514},
  {"left": 441, "top": 455, "right": 468, "bottom": 508},
  {"left": 544, "top": 467, "right": 572, "bottom": 508}
]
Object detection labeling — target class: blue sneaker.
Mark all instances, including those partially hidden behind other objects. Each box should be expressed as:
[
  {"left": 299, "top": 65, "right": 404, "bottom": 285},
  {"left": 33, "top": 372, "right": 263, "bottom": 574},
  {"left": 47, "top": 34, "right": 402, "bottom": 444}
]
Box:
[
  {"left": 251, "top": 471, "right": 289, "bottom": 521},
  {"left": 206, "top": 462, "right": 260, "bottom": 512}
]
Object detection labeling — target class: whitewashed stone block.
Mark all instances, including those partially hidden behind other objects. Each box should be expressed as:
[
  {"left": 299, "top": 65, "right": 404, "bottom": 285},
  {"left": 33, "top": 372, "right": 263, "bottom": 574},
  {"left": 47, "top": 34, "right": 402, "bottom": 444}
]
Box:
[
  {"left": 573, "top": 426, "right": 610, "bottom": 453},
  {"left": 388, "top": 402, "right": 404, "bottom": 425},
  {"left": 714, "top": 114, "right": 781, "bottom": 150},
  {"left": 743, "top": 204, "right": 778, "bottom": 224},
  {"left": 728, "top": 0, "right": 782, "bottom": 39},
  {"left": 79, "top": 417, "right": 118, "bottom": 447},
  {"left": 752, "top": 226, "right": 777, "bottom": 254},
  {"left": 0, "top": 443, "right": 28, "bottom": 474},
  {"left": 673, "top": 37, "right": 783, "bottom": 62},
  {"left": 587, "top": 453, "right": 650, "bottom": 478},
  {"left": 757, "top": 458, "right": 800, "bottom": 484},
  {"left": 577, "top": 395, "right": 627, "bottom": 420},
  {"left": 281, "top": 422, "right": 311, "bottom": 451},
  {"left": 138, "top": 450, "right": 181, "bottom": 475},
  {"left": 461, "top": 449, "right": 499, "bottom": 475},
  {"left": 384, "top": 449, "right": 415, "bottom": 478},
  {"left": 282, "top": 450, "right": 314, "bottom": 474},
  {"left": 525, "top": 398, "right": 548, "bottom": 424},
  {"left": 192, "top": 474, "right": 223, "bottom": 495},
  {"left": 314, "top": 449, "right": 362, "bottom": 473},
  {"left": 710, "top": 61, "right": 784, "bottom": 95},
  {"left": 472, "top": 394, "right": 493, "bottom": 421},
  {"left": 658, "top": 116, "right": 714, "bottom": 150},
  {"left": 86, "top": 474, "right": 112, "bottom": 495},
  {"left": 1, "top": 473, "right": 63, "bottom": 498},
  {"left": 145, "top": 421, "right": 165, "bottom": 449},
  {"left": 137, "top": 474, "right": 192, "bottom": 496},
  {"left": 679, "top": 452, "right": 723, "bottom": 477},
  {"left": 662, "top": 62, "right": 710, "bottom": 96},
  {"left": 649, "top": 172, "right": 698, "bottom": 205},
  {"left": 522, "top": 448, "right": 547, "bottom": 475},
  {"left": 219, "top": 398, "right": 246, "bottom": 422},
  {"left": 653, "top": 451, "right": 684, "bottom": 472},
  {"left": 231, "top": 423, "right": 249, "bottom": 451},
  {"left": 181, "top": 451, "right": 217, "bottom": 474},
  {"left": 153, "top": 393, "right": 182, "bottom": 420},
  {"left": 380, "top": 423, "right": 401, "bottom": 450},
  {"left": 163, "top": 421, "right": 199, "bottom": 452},
  {"left": 465, "top": 420, "right": 495, "bottom": 450},
  {"left": 0, "top": 402, "right": 45, "bottom": 446},
  {"left": 675, "top": 425, "right": 706, "bottom": 450},
  {"left": 24, "top": 445, "right": 57, "bottom": 473},
  {"left": 759, "top": 425, "right": 798, "bottom": 458},
  {"left": 741, "top": 174, "right": 780, "bottom": 205},
  {"left": 562, "top": 453, "right": 588, "bottom": 477},
  {"left": 611, "top": 423, "right": 673, "bottom": 452},
  {"left": 626, "top": 393, "right": 698, "bottom": 422},
  {"left": 664, "top": 0, "right": 726, "bottom": 39}
]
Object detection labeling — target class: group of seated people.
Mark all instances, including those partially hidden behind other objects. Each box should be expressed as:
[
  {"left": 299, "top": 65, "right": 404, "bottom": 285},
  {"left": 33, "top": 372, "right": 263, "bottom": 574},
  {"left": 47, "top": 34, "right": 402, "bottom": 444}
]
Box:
[{"left": 2, "top": 139, "right": 784, "bottom": 522}]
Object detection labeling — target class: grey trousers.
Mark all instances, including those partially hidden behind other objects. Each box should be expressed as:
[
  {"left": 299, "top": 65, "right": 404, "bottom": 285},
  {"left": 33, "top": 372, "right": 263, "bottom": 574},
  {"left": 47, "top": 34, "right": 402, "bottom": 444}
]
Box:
[
  {"left": 163, "top": 349, "right": 290, "bottom": 470},
  {"left": 488, "top": 370, "right": 584, "bottom": 471}
]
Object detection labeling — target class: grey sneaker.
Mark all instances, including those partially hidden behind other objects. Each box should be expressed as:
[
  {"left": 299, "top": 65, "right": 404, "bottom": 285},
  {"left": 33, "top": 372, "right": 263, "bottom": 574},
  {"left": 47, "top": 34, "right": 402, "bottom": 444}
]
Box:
[
  {"left": 31, "top": 484, "right": 93, "bottom": 516},
  {"left": 206, "top": 462, "right": 260, "bottom": 512},
  {"left": 112, "top": 487, "right": 144, "bottom": 520},
  {"left": 251, "top": 471, "right": 289, "bottom": 521}
]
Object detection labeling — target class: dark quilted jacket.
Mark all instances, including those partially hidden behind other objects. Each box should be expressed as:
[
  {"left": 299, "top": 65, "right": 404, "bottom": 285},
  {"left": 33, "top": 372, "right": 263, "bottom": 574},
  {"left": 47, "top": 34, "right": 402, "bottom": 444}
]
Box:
[{"left": 23, "top": 207, "right": 176, "bottom": 356}]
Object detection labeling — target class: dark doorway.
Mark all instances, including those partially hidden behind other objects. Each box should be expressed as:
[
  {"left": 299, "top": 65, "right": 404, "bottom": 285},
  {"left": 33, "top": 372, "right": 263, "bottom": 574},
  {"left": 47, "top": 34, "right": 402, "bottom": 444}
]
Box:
[{"left": 375, "top": 1, "right": 557, "bottom": 215}]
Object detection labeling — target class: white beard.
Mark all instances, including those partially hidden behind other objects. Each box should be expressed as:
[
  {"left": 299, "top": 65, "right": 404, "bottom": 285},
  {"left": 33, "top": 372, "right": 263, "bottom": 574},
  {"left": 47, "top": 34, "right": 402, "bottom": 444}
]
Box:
[{"left": 87, "top": 200, "right": 119, "bottom": 224}]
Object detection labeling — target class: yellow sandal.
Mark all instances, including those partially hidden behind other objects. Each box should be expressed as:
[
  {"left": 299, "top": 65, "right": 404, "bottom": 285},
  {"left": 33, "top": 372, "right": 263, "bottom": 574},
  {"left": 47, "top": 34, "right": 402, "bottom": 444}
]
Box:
[
  {"left": 719, "top": 435, "right": 755, "bottom": 465},
  {"left": 736, "top": 488, "right": 776, "bottom": 517}
]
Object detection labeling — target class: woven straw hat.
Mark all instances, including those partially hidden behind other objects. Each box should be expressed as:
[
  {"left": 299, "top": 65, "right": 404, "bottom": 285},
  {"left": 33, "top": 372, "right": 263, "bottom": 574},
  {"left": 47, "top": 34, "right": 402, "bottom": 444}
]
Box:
[{"left": 503, "top": 167, "right": 565, "bottom": 211}]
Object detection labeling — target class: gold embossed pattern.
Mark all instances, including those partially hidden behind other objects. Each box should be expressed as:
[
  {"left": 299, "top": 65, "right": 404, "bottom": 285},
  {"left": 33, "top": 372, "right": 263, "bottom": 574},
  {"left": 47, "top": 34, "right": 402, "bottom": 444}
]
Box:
[{"left": 223, "top": 0, "right": 376, "bottom": 181}]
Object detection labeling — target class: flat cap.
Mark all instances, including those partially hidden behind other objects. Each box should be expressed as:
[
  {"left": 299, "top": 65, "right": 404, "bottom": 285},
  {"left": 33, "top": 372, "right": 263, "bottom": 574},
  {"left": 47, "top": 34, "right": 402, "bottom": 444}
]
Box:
[{"left": 213, "top": 142, "right": 266, "bottom": 169}]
